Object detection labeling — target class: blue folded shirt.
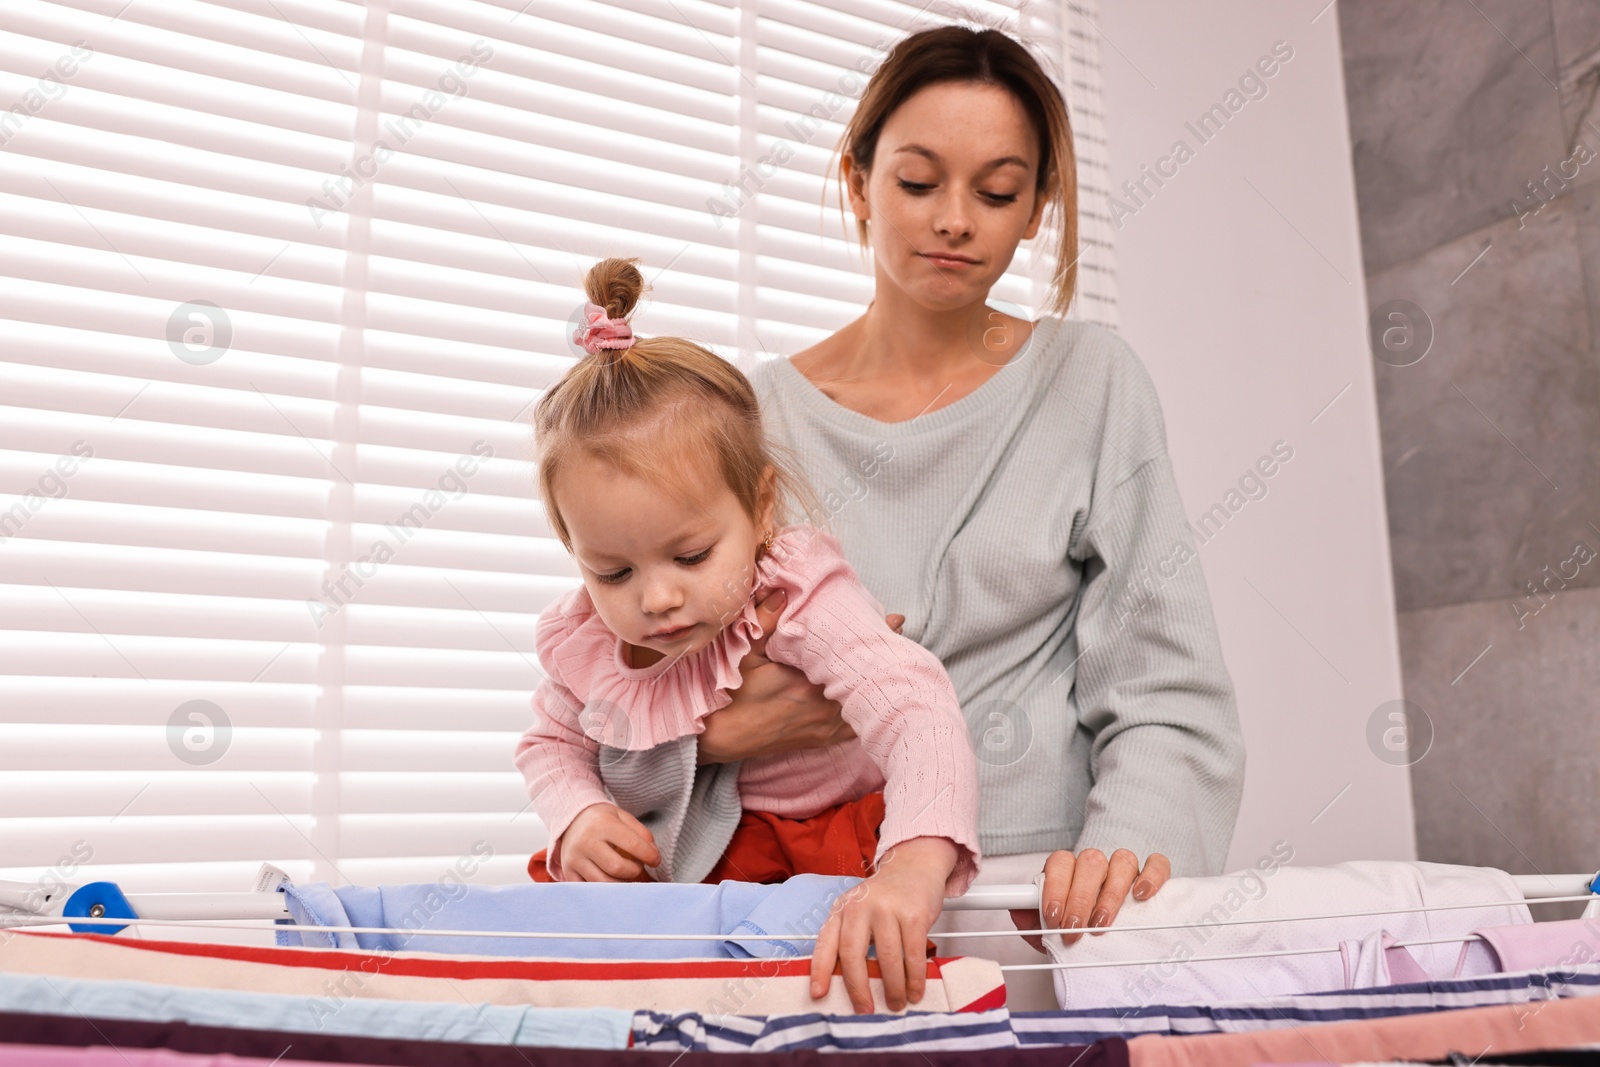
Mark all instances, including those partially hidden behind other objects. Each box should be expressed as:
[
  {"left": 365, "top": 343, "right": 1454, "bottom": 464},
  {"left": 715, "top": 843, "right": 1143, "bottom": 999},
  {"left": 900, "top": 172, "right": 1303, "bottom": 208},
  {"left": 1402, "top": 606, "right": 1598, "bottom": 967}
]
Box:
[{"left": 275, "top": 873, "right": 860, "bottom": 959}]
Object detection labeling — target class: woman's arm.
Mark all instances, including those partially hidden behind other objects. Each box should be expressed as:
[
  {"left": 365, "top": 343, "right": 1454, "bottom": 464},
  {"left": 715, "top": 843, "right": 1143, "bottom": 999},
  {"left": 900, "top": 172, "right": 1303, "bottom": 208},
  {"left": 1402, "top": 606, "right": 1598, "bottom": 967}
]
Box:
[
  {"left": 1066, "top": 453, "right": 1247, "bottom": 876},
  {"left": 1006, "top": 353, "right": 1246, "bottom": 942},
  {"left": 694, "top": 589, "right": 905, "bottom": 765},
  {"left": 1008, "top": 344, "right": 1247, "bottom": 947}
]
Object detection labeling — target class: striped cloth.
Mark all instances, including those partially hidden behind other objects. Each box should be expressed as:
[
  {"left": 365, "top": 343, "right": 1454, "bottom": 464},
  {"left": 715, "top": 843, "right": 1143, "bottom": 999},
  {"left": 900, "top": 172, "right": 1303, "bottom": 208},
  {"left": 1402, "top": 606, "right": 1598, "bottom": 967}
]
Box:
[
  {"left": 631, "top": 963, "right": 1600, "bottom": 1053},
  {"left": 632, "top": 1006, "right": 1023, "bottom": 1053},
  {"left": 1015, "top": 962, "right": 1600, "bottom": 1045}
]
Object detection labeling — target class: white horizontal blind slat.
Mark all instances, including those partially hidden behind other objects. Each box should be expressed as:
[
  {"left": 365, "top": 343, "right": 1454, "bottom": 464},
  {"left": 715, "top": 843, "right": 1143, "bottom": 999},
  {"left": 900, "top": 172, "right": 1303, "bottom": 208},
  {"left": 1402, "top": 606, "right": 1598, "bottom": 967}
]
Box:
[
  {"left": 10, "top": 0, "right": 365, "bottom": 103},
  {"left": 1061, "top": 0, "right": 1118, "bottom": 326},
  {"left": 0, "top": 0, "right": 357, "bottom": 889}
]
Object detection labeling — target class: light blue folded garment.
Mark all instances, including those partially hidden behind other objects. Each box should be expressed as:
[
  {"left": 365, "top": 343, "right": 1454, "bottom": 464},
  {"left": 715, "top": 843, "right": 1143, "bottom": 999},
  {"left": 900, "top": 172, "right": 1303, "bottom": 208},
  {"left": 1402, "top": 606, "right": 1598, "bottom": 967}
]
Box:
[
  {"left": 0, "top": 970, "right": 633, "bottom": 1048},
  {"left": 275, "top": 872, "right": 860, "bottom": 959}
]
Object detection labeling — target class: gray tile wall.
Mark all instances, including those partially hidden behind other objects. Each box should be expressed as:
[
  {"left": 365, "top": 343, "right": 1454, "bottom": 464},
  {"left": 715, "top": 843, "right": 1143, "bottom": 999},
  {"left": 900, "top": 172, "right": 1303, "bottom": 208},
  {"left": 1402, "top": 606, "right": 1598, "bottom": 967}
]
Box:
[{"left": 1340, "top": 0, "right": 1600, "bottom": 900}]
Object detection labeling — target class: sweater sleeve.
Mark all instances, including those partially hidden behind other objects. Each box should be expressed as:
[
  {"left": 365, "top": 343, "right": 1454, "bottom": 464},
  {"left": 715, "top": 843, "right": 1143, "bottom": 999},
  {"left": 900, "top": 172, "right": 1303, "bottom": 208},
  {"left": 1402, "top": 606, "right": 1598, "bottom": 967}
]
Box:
[
  {"left": 764, "top": 537, "right": 983, "bottom": 896},
  {"left": 1066, "top": 363, "right": 1247, "bottom": 877},
  {"left": 512, "top": 676, "right": 612, "bottom": 881}
]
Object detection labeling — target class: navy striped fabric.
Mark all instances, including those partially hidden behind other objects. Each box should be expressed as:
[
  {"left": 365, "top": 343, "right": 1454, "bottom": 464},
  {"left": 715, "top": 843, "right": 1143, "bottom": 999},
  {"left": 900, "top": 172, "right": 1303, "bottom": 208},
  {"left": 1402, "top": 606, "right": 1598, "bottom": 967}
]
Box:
[
  {"left": 632, "top": 964, "right": 1600, "bottom": 1052},
  {"left": 1014, "top": 963, "right": 1600, "bottom": 1045},
  {"left": 632, "top": 1007, "right": 1023, "bottom": 1052}
]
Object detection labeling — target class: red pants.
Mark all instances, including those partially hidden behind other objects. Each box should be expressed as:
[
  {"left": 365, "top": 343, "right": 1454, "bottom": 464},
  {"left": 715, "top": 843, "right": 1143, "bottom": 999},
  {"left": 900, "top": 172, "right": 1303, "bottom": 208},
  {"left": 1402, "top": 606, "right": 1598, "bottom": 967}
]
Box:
[{"left": 527, "top": 791, "right": 886, "bottom": 884}]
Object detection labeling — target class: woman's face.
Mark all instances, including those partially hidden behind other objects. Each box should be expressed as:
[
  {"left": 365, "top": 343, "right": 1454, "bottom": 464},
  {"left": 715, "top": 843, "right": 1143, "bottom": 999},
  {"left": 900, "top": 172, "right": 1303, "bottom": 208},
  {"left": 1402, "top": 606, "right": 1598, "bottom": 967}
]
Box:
[
  {"left": 846, "top": 80, "right": 1047, "bottom": 312},
  {"left": 554, "top": 450, "right": 775, "bottom": 667}
]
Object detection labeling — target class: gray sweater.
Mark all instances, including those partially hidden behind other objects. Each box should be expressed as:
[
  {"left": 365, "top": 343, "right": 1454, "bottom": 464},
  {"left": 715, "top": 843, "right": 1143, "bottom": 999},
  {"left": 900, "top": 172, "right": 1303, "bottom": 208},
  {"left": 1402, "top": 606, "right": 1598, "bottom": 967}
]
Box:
[{"left": 745, "top": 316, "right": 1246, "bottom": 876}]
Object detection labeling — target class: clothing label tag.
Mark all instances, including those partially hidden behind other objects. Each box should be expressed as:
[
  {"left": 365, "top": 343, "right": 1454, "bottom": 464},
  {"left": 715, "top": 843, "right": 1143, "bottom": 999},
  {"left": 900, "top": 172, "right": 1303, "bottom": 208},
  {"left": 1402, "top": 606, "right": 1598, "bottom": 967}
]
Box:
[{"left": 253, "top": 862, "right": 294, "bottom": 894}]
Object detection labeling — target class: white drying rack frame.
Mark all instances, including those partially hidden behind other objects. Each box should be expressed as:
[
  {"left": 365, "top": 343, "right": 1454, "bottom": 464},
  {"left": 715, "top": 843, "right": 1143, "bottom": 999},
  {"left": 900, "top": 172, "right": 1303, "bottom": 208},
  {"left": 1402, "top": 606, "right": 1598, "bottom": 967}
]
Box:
[
  {"left": 3, "top": 870, "right": 1596, "bottom": 921},
  {"left": 951, "top": 873, "right": 1600, "bottom": 916},
  {"left": 2, "top": 867, "right": 1596, "bottom": 974}
]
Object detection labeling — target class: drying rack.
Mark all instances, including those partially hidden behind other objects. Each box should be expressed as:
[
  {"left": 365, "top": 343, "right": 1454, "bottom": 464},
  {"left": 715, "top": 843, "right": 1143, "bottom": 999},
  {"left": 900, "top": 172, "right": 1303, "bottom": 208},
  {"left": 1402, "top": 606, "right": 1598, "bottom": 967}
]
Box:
[{"left": 2, "top": 866, "right": 1597, "bottom": 972}]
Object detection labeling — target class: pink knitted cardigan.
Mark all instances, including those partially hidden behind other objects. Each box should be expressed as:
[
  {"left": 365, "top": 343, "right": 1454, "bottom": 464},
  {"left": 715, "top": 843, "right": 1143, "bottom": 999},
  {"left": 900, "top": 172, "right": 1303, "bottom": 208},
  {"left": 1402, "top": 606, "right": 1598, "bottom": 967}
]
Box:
[{"left": 514, "top": 523, "right": 982, "bottom": 894}]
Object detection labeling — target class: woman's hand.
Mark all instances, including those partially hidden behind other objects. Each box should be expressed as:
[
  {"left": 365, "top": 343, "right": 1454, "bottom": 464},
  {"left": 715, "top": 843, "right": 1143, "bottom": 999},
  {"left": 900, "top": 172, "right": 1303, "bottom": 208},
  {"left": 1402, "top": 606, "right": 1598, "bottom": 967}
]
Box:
[
  {"left": 558, "top": 803, "right": 661, "bottom": 882},
  {"left": 1009, "top": 848, "right": 1172, "bottom": 952},
  {"left": 696, "top": 590, "right": 907, "bottom": 765},
  {"left": 809, "top": 836, "right": 955, "bottom": 1014}
]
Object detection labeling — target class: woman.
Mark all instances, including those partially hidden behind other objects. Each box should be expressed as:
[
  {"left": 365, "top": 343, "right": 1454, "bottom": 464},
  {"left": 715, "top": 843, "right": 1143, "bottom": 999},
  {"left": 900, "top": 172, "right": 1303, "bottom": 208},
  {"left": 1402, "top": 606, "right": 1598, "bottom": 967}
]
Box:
[{"left": 696, "top": 25, "right": 1247, "bottom": 1011}]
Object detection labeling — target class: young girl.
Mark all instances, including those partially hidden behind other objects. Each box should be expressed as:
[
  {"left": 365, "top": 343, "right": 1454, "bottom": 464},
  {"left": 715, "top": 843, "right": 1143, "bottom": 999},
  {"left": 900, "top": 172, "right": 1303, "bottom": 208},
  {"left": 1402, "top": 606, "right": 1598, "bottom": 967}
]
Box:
[{"left": 514, "top": 257, "right": 981, "bottom": 996}]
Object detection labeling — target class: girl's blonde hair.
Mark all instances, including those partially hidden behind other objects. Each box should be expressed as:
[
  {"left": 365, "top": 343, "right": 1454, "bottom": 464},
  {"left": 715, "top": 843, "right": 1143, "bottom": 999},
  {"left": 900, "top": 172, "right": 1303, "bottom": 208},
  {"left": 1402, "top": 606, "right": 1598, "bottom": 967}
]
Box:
[
  {"left": 535, "top": 257, "right": 827, "bottom": 552},
  {"left": 831, "top": 24, "right": 1080, "bottom": 318}
]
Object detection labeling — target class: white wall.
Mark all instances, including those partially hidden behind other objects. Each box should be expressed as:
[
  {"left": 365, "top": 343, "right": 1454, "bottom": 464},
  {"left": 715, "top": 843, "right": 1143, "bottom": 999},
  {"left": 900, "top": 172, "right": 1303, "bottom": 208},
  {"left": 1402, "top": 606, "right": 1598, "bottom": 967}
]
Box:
[{"left": 1095, "top": 0, "right": 1416, "bottom": 868}]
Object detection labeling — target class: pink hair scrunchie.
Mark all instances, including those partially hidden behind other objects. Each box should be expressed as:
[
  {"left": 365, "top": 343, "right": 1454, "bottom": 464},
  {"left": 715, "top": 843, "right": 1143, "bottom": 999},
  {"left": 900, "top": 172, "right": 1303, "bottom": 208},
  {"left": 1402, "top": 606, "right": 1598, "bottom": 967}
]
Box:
[{"left": 573, "top": 301, "right": 636, "bottom": 355}]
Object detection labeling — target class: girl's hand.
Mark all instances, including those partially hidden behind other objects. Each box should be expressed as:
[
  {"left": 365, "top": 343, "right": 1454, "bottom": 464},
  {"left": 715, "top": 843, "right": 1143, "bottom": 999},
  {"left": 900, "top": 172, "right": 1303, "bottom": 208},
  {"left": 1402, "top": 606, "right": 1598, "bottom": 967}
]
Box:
[
  {"left": 1009, "top": 848, "right": 1172, "bottom": 952},
  {"left": 558, "top": 803, "right": 661, "bottom": 882},
  {"left": 809, "top": 836, "right": 956, "bottom": 1014},
  {"left": 697, "top": 591, "right": 906, "bottom": 765}
]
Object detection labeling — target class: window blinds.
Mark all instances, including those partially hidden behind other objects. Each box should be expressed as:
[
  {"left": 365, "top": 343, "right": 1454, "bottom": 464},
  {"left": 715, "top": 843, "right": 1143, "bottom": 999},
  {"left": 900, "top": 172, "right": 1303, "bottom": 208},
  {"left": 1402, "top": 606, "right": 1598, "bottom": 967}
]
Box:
[{"left": 0, "top": 0, "right": 1115, "bottom": 904}]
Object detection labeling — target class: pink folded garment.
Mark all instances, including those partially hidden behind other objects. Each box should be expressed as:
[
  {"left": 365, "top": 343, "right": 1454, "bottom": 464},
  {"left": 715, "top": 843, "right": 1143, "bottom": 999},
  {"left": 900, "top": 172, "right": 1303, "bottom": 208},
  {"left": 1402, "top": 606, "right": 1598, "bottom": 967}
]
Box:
[
  {"left": 1464, "top": 915, "right": 1600, "bottom": 976},
  {"left": 0, "top": 930, "right": 1004, "bottom": 1017},
  {"left": 1128, "top": 985, "right": 1600, "bottom": 1067}
]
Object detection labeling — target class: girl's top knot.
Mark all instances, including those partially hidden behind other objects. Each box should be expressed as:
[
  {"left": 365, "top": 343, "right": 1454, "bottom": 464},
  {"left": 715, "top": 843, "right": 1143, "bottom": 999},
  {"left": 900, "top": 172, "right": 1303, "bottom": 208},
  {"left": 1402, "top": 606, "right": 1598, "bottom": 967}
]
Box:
[{"left": 573, "top": 301, "right": 636, "bottom": 357}]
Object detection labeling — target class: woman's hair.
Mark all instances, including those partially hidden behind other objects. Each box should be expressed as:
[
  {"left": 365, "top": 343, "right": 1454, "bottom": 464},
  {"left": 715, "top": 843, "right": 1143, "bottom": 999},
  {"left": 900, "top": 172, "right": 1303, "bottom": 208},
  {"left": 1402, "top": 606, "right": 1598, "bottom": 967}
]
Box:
[
  {"left": 831, "top": 24, "right": 1080, "bottom": 318},
  {"left": 534, "top": 257, "right": 827, "bottom": 552}
]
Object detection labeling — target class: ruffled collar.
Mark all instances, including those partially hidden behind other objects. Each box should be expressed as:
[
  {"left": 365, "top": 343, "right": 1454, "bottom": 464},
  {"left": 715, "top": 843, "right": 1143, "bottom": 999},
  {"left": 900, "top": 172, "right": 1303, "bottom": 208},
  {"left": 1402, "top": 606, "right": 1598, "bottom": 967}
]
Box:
[{"left": 535, "top": 524, "right": 810, "bottom": 750}]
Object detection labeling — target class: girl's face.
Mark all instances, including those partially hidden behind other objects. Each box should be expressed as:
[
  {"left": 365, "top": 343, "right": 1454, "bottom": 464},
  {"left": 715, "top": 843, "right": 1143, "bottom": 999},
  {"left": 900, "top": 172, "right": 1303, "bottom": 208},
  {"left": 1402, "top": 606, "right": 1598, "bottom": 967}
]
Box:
[
  {"left": 845, "top": 80, "right": 1048, "bottom": 312},
  {"left": 554, "top": 450, "right": 776, "bottom": 667}
]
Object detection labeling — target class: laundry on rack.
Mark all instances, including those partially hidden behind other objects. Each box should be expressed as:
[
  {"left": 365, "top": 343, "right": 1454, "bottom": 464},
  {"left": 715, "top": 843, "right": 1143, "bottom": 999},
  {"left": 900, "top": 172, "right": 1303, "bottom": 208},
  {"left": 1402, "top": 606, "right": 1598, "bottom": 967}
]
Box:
[
  {"left": 4, "top": 967, "right": 1598, "bottom": 1066},
  {"left": 0, "top": 1047, "right": 367, "bottom": 1067},
  {"left": 1041, "top": 860, "right": 1531, "bottom": 1009},
  {"left": 0, "top": 929, "right": 1005, "bottom": 1017},
  {"left": 1334, "top": 916, "right": 1600, "bottom": 990},
  {"left": 0, "top": 971, "right": 633, "bottom": 1050},
  {"left": 0, "top": 1008, "right": 625, "bottom": 1067},
  {"left": 1011, "top": 961, "right": 1600, "bottom": 1044},
  {"left": 1124, "top": 984, "right": 1600, "bottom": 1067},
  {"left": 0, "top": 1005, "right": 1130, "bottom": 1067},
  {"left": 631, "top": 1005, "right": 1024, "bottom": 1053},
  {"left": 274, "top": 871, "right": 858, "bottom": 958},
  {"left": 1338, "top": 929, "right": 1432, "bottom": 988},
  {"left": 0, "top": 1004, "right": 1120, "bottom": 1062},
  {"left": 1468, "top": 916, "right": 1600, "bottom": 975},
  {"left": 623, "top": 961, "right": 1600, "bottom": 1052}
]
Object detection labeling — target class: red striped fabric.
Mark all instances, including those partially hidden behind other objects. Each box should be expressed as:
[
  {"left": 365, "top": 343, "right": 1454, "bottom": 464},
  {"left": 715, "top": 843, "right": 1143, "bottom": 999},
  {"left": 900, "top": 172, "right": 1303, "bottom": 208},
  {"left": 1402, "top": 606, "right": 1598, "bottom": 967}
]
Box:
[{"left": 0, "top": 930, "right": 1006, "bottom": 1015}]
